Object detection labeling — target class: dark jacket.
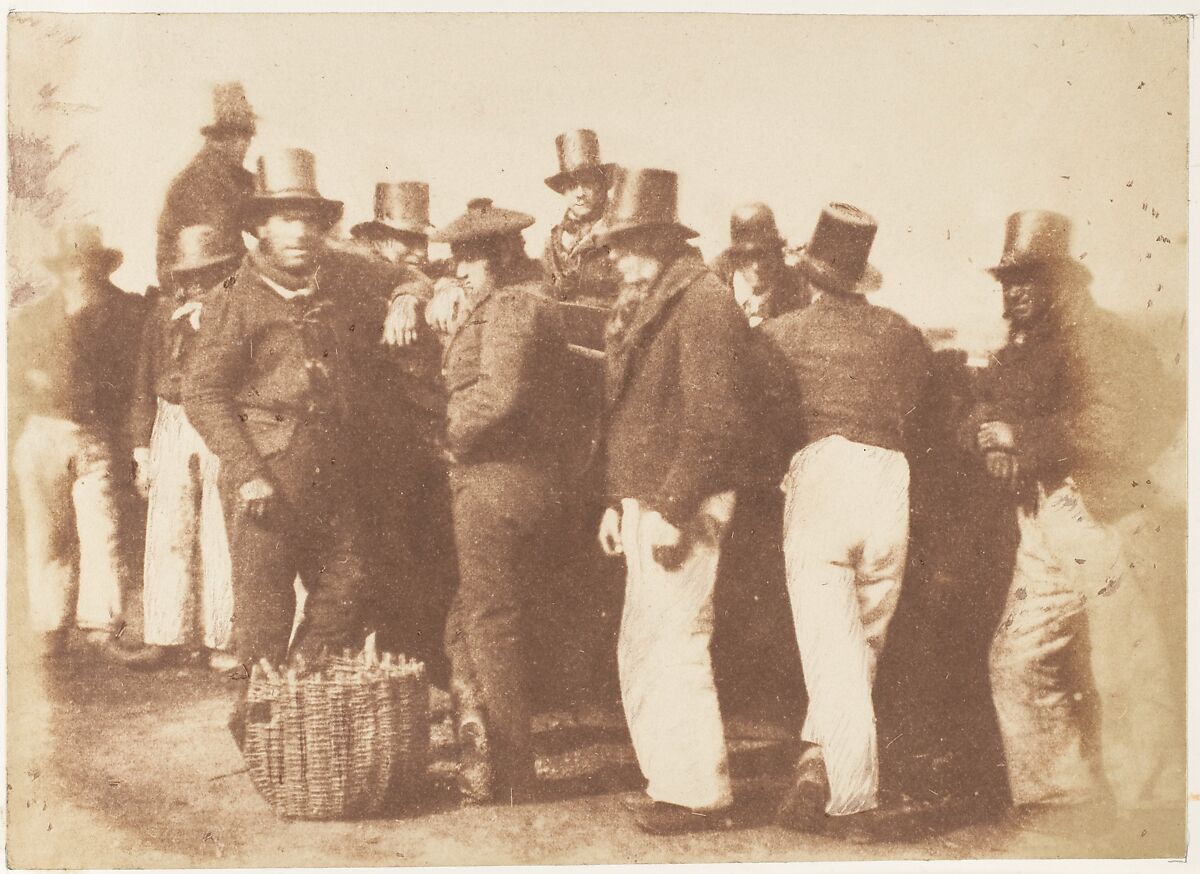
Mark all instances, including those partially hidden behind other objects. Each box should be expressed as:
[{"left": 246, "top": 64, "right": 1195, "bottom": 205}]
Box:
[
  {"left": 442, "top": 259, "right": 573, "bottom": 468},
  {"left": 128, "top": 283, "right": 226, "bottom": 448},
  {"left": 602, "top": 248, "right": 752, "bottom": 526},
  {"left": 967, "top": 293, "right": 1175, "bottom": 521},
  {"left": 183, "top": 248, "right": 377, "bottom": 489},
  {"left": 9, "top": 283, "right": 146, "bottom": 440},
  {"left": 710, "top": 250, "right": 811, "bottom": 322},
  {"left": 758, "top": 292, "right": 933, "bottom": 459},
  {"left": 156, "top": 145, "right": 254, "bottom": 287},
  {"left": 542, "top": 220, "right": 619, "bottom": 303}
]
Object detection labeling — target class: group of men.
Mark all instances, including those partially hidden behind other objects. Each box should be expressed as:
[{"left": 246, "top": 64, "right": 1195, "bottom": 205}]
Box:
[{"left": 10, "top": 82, "right": 1181, "bottom": 838}]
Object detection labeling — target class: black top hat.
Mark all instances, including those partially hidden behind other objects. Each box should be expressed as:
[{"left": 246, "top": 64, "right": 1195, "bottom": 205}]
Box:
[
  {"left": 200, "top": 82, "right": 257, "bottom": 138},
  {"left": 729, "top": 202, "right": 786, "bottom": 254},
  {"left": 431, "top": 198, "right": 535, "bottom": 246},
  {"left": 244, "top": 148, "right": 343, "bottom": 228},
  {"left": 43, "top": 223, "right": 123, "bottom": 276},
  {"left": 350, "top": 182, "right": 434, "bottom": 240},
  {"left": 986, "top": 210, "right": 1092, "bottom": 282},
  {"left": 171, "top": 224, "right": 243, "bottom": 275},
  {"left": 596, "top": 167, "right": 698, "bottom": 244},
  {"left": 544, "top": 129, "right": 616, "bottom": 194},
  {"left": 796, "top": 203, "right": 883, "bottom": 293}
]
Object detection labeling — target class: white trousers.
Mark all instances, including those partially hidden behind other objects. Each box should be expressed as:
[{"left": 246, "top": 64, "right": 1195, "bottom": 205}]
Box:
[
  {"left": 142, "top": 400, "right": 233, "bottom": 650},
  {"left": 781, "top": 435, "right": 910, "bottom": 816},
  {"left": 13, "top": 415, "right": 126, "bottom": 633},
  {"left": 989, "top": 482, "right": 1180, "bottom": 808},
  {"left": 617, "top": 491, "right": 736, "bottom": 812}
]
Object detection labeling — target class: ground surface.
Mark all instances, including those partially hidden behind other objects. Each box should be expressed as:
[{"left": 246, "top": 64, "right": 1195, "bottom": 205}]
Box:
[{"left": 6, "top": 634, "right": 1185, "bottom": 869}]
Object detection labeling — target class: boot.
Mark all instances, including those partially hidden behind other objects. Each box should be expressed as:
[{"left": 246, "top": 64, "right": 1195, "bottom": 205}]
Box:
[{"left": 451, "top": 679, "right": 494, "bottom": 804}]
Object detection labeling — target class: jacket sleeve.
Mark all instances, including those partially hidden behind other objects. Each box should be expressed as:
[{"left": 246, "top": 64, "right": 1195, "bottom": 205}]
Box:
[
  {"left": 128, "top": 299, "right": 160, "bottom": 449},
  {"left": 655, "top": 280, "right": 750, "bottom": 526},
  {"left": 445, "top": 292, "right": 541, "bottom": 458},
  {"left": 182, "top": 289, "right": 269, "bottom": 488}
]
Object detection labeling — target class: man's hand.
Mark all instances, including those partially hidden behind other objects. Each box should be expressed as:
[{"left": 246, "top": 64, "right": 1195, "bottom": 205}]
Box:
[
  {"left": 238, "top": 477, "right": 276, "bottom": 521},
  {"left": 598, "top": 506, "right": 623, "bottom": 557},
  {"left": 644, "top": 509, "right": 690, "bottom": 571},
  {"left": 984, "top": 450, "right": 1020, "bottom": 488},
  {"left": 132, "top": 447, "right": 152, "bottom": 500},
  {"left": 426, "top": 279, "right": 467, "bottom": 335},
  {"left": 977, "top": 421, "right": 1016, "bottom": 453},
  {"left": 382, "top": 294, "right": 422, "bottom": 347}
]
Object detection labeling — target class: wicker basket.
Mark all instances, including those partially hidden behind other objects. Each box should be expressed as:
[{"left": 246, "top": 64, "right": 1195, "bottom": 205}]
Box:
[{"left": 242, "top": 649, "right": 430, "bottom": 820}]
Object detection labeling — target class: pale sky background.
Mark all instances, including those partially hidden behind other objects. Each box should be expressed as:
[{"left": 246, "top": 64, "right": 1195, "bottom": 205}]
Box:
[{"left": 8, "top": 13, "right": 1190, "bottom": 357}]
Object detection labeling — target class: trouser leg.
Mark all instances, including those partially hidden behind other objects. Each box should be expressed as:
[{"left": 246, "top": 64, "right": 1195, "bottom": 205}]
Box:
[
  {"left": 782, "top": 437, "right": 908, "bottom": 816},
  {"left": 448, "top": 467, "right": 545, "bottom": 791},
  {"left": 70, "top": 431, "right": 126, "bottom": 631},
  {"left": 13, "top": 418, "right": 77, "bottom": 634},
  {"left": 988, "top": 494, "right": 1102, "bottom": 806},
  {"left": 142, "top": 404, "right": 201, "bottom": 647},
  {"left": 291, "top": 499, "right": 366, "bottom": 662},
  {"left": 617, "top": 493, "right": 735, "bottom": 812}
]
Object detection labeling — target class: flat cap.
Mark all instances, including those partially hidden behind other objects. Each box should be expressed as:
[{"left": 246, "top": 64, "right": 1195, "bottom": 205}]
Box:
[{"left": 431, "top": 198, "right": 534, "bottom": 245}]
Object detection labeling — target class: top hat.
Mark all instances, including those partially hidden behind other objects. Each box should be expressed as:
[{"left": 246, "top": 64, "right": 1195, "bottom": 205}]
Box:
[
  {"left": 986, "top": 210, "right": 1091, "bottom": 282},
  {"left": 200, "top": 82, "right": 257, "bottom": 138},
  {"left": 544, "top": 129, "right": 616, "bottom": 194},
  {"left": 796, "top": 203, "right": 883, "bottom": 293},
  {"left": 244, "top": 148, "right": 343, "bottom": 228},
  {"left": 728, "top": 202, "right": 786, "bottom": 254},
  {"left": 431, "top": 198, "right": 535, "bottom": 246},
  {"left": 171, "top": 224, "right": 243, "bottom": 275},
  {"left": 350, "top": 182, "right": 434, "bottom": 240},
  {"left": 43, "top": 223, "right": 123, "bottom": 275},
  {"left": 596, "top": 167, "right": 698, "bottom": 244}
]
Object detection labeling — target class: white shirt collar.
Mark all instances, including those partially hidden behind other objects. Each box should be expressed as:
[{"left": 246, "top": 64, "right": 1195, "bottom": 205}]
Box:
[{"left": 258, "top": 270, "right": 314, "bottom": 300}]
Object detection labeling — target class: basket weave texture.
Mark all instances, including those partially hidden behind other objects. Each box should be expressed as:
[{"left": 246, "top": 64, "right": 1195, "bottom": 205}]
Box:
[{"left": 242, "top": 650, "right": 429, "bottom": 820}]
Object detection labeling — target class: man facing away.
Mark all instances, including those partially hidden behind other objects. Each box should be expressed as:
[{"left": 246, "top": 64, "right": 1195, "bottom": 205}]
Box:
[
  {"left": 156, "top": 82, "right": 256, "bottom": 291},
  {"left": 760, "top": 203, "right": 934, "bottom": 841},
  {"left": 595, "top": 167, "right": 751, "bottom": 834}
]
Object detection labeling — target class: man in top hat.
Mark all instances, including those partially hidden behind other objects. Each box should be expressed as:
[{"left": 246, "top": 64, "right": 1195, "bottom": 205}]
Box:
[
  {"left": 11, "top": 224, "right": 154, "bottom": 665},
  {"left": 594, "top": 167, "right": 752, "bottom": 834},
  {"left": 156, "top": 82, "right": 256, "bottom": 290},
  {"left": 965, "top": 211, "right": 1181, "bottom": 816},
  {"left": 759, "top": 204, "right": 933, "bottom": 840},
  {"left": 432, "top": 197, "right": 572, "bottom": 803},
  {"left": 130, "top": 225, "right": 243, "bottom": 672},
  {"left": 184, "top": 148, "right": 368, "bottom": 696},
  {"left": 711, "top": 202, "right": 811, "bottom": 327},
  {"left": 542, "top": 129, "right": 620, "bottom": 303}
]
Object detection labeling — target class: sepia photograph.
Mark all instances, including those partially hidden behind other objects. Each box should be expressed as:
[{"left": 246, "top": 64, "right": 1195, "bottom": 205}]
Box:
[{"left": 4, "top": 7, "right": 1191, "bottom": 869}]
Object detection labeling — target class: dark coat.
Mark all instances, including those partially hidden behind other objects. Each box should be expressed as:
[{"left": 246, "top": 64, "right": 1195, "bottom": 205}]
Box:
[
  {"left": 967, "top": 293, "right": 1176, "bottom": 521},
  {"left": 441, "top": 259, "right": 573, "bottom": 469},
  {"left": 10, "top": 283, "right": 146, "bottom": 441},
  {"left": 542, "top": 221, "right": 619, "bottom": 303},
  {"left": 156, "top": 145, "right": 254, "bottom": 287},
  {"left": 183, "top": 248, "right": 392, "bottom": 490},
  {"left": 602, "top": 248, "right": 752, "bottom": 526}
]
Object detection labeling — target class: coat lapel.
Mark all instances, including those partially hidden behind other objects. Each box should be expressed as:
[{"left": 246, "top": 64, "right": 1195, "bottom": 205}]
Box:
[
  {"left": 441, "top": 285, "right": 496, "bottom": 368},
  {"left": 604, "top": 253, "right": 707, "bottom": 409}
]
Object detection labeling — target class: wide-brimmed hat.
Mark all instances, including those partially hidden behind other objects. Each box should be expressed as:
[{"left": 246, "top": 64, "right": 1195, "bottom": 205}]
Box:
[
  {"left": 596, "top": 167, "right": 698, "bottom": 245},
  {"left": 986, "top": 210, "right": 1092, "bottom": 283},
  {"left": 200, "top": 82, "right": 257, "bottom": 138},
  {"left": 43, "top": 223, "right": 123, "bottom": 275},
  {"left": 243, "top": 148, "right": 343, "bottom": 229},
  {"left": 544, "top": 129, "right": 615, "bottom": 194},
  {"left": 350, "top": 182, "right": 434, "bottom": 240},
  {"left": 431, "top": 198, "right": 535, "bottom": 246},
  {"left": 796, "top": 203, "right": 883, "bottom": 293},
  {"left": 171, "top": 224, "right": 243, "bottom": 275},
  {"left": 728, "top": 202, "right": 786, "bottom": 254}
]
